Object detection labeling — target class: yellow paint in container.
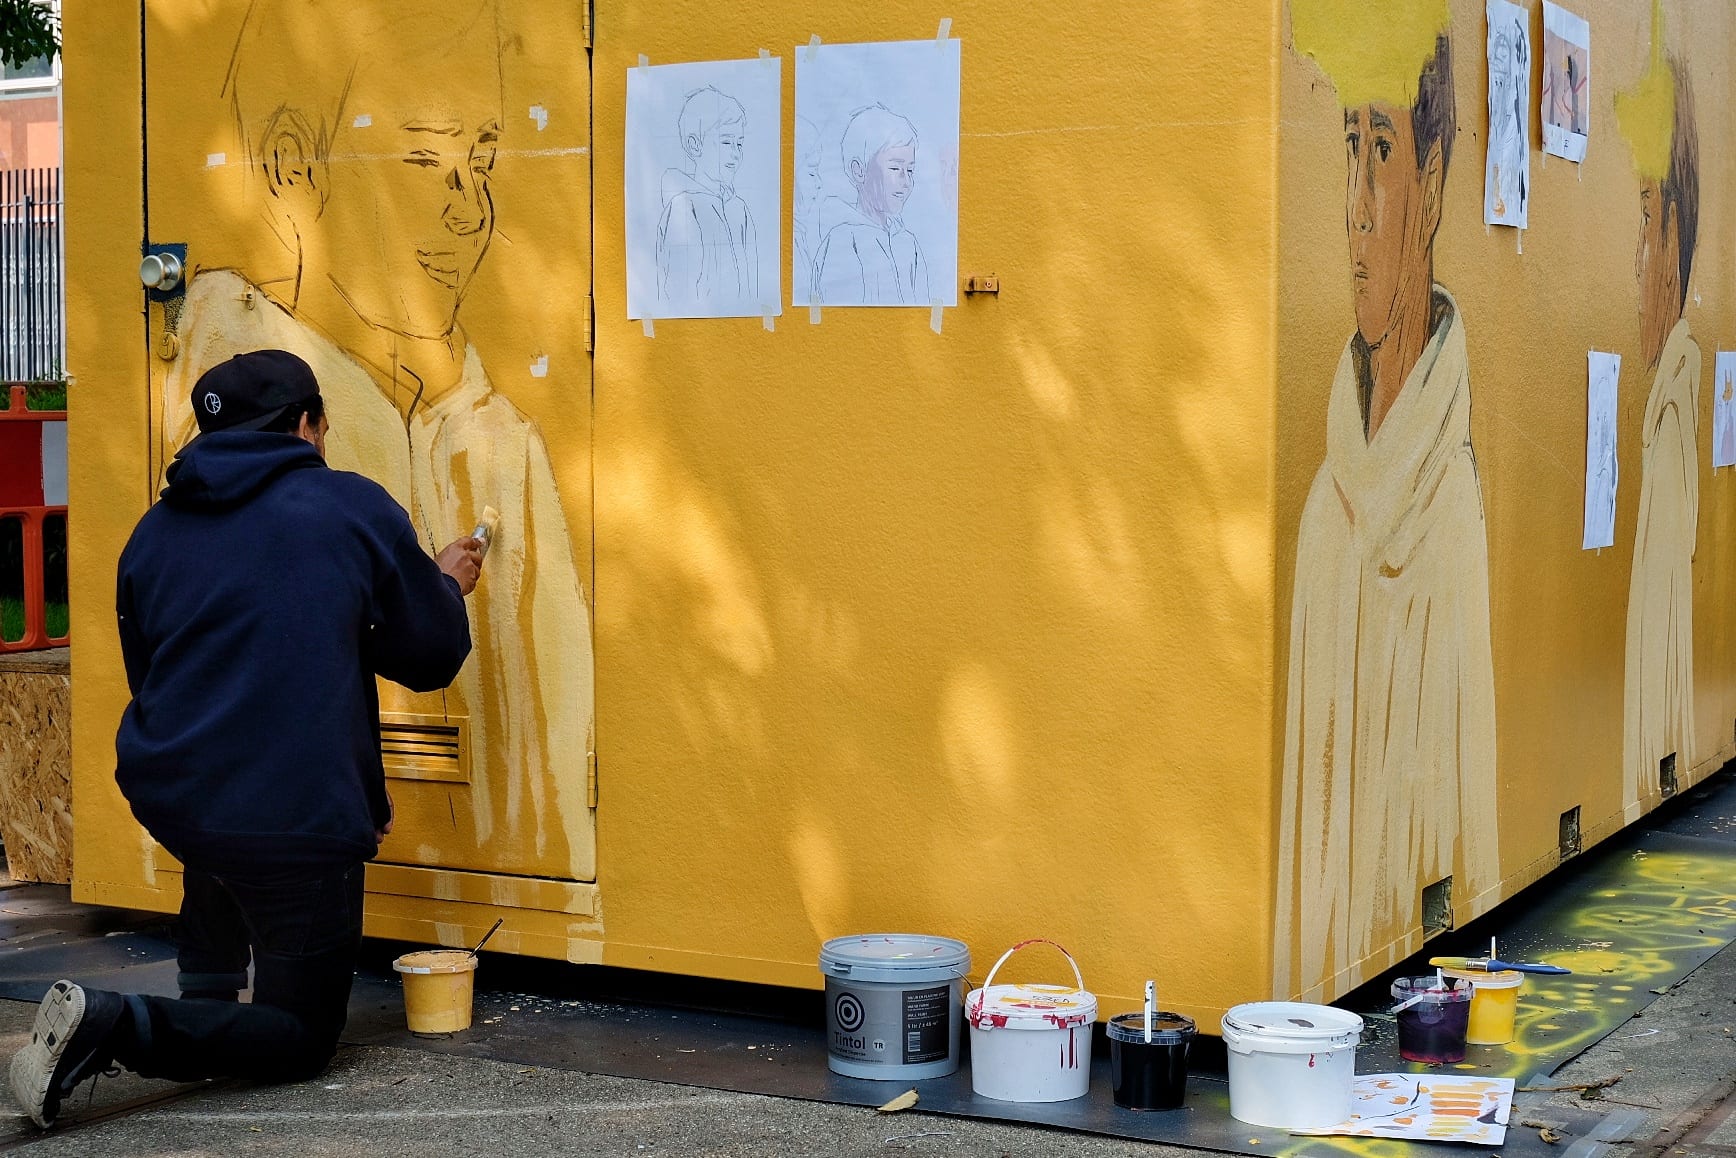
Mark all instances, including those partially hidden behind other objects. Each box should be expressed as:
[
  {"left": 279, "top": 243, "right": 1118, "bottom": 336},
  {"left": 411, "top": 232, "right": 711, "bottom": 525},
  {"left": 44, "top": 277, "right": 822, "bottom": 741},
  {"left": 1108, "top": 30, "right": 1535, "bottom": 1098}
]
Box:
[
  {"left": 393, "top": 949, "right": 480, "bottom": 1033},
  {"left": 1444, "top": 969, "right": 1524, "bottom": 1045}
]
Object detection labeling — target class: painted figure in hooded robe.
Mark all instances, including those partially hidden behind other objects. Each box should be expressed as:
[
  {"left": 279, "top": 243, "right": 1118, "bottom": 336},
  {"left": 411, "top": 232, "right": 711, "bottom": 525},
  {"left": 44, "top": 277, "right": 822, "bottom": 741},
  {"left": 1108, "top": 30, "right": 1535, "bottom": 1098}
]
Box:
[
  {"left": 1275, "top": 9, "right": 1500, "bottom": 1003},
  {"left": 1617, "top": 9, "right": 1700, "bottom": 820}
]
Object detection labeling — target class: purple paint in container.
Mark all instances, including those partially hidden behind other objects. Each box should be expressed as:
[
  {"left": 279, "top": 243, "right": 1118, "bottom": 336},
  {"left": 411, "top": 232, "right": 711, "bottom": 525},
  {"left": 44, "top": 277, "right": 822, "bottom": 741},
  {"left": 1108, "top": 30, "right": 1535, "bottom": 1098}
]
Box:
[{"left": 1390, "top": 975, "right": 1472, "bottom": 1064}]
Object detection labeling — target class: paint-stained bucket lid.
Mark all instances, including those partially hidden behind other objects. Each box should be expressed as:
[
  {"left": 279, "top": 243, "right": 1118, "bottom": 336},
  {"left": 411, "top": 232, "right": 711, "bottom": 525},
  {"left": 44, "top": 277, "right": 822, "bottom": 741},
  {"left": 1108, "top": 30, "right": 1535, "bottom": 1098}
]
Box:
[
  {"left": 967, "top": 981, "right": 1097, "bottom": 1031},
  {"left": 819, "top": 934, "right": 971, "bottom": 985},
  {"left": 1221, "top": 1001, "right": 1363, "bottom": 1055}
]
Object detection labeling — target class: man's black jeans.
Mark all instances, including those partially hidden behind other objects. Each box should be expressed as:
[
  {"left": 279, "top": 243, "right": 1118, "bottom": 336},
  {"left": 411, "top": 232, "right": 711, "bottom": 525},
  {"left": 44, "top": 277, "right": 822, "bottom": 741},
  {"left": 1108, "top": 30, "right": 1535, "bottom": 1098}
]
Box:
[{"left": 106, "top": 861, "right": 365, "bottom": 1083}]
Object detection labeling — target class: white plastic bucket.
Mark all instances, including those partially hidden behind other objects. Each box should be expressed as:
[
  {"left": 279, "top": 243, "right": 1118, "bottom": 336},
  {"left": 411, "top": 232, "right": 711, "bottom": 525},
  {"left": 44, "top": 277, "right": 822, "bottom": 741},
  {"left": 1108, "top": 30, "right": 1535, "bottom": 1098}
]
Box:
[
  {"left": 819, "top": 934, "right": 971, "bottom": 1080},
  {"left": 1221, "top": 1002, "right": 1363, "bottom": 1129},
  {"left": 966, "top": 939, "right": 1097, "bottom": 1103}
]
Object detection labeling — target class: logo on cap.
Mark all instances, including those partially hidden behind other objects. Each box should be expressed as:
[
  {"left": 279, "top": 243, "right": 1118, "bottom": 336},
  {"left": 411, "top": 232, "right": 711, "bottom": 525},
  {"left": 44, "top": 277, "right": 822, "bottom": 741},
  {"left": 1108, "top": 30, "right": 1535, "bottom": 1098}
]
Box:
[{"left": 204, "top": 393, "right": 222, "bottom": 416}]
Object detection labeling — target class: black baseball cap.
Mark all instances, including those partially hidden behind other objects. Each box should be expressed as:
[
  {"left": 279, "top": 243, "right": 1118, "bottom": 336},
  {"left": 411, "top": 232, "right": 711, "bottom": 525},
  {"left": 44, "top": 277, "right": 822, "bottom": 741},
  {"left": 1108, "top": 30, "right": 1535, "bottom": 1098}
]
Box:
[{"left": 191, "top": 349, "right": 320, "bottom": 434}]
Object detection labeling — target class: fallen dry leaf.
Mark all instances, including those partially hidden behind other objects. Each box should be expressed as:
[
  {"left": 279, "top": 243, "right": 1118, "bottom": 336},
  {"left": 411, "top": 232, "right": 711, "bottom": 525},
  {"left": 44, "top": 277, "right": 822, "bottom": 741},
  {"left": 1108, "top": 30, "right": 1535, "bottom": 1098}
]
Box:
[{"left": 877, "top": 1089, "right": 919, "bottom": 1114}]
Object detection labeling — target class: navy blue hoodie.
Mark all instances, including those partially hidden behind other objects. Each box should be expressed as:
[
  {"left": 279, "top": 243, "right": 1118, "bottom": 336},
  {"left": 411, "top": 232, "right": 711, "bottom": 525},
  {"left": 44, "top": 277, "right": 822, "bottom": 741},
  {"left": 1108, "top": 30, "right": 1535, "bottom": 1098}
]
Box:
[{"left": 114, "top": 432, "right": 472, "bottom": 872}]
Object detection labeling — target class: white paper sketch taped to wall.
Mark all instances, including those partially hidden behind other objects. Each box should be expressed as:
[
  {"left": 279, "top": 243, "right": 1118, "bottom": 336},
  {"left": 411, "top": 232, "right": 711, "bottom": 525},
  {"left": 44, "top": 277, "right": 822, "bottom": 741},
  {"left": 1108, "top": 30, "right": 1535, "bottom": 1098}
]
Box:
[
  {"left": 794, "top": 39, "right": 960, "bottom": 308},
  {"left": 1485, "top": 0, "right": 1530, "bottom": 228},
  {"left": 1714, "top": 352, "right": 1736, "bottom": 470},
  {"left": 626, "top": 58, "right": 781, "bottom": 320},
  {"left": 1542, "top": 3, "right": 1590, "bottom": 163},
  {"left": 1584, "top": 351, "right": 1619, "bottom": 550}
]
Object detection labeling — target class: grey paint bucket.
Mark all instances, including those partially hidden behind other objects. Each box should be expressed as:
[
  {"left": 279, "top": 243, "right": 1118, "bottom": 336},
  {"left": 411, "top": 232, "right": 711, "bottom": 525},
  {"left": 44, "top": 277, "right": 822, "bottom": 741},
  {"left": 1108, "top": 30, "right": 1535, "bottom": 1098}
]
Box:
[{"left": 819, "top": 934, "right": 971, "bottom": 1080}]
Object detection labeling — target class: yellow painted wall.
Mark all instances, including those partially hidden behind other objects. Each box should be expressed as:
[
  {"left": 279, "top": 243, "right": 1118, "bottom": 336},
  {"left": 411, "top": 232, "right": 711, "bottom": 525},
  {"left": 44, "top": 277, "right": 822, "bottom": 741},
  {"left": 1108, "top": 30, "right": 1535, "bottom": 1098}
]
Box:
[
  {"left": 1278, "top": 0, "right": 1736, "bottom": 1001},
  {"left": 591, "top": 2, "right": 1281, "bottom": 1024}
]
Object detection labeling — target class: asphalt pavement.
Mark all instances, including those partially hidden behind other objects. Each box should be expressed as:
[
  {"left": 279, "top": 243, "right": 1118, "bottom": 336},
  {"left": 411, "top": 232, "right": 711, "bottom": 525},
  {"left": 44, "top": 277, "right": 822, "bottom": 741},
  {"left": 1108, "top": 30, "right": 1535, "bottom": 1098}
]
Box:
[{"left": 0, "top": 922, "right": 1727, "bottom": 1157}]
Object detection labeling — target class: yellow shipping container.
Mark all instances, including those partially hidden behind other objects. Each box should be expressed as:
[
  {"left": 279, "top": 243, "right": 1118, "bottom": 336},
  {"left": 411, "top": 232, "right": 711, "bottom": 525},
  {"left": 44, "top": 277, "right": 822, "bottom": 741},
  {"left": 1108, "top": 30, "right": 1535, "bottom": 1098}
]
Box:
[{"left": 61, "top": 0, "right": 1736, "bottom": 1029}]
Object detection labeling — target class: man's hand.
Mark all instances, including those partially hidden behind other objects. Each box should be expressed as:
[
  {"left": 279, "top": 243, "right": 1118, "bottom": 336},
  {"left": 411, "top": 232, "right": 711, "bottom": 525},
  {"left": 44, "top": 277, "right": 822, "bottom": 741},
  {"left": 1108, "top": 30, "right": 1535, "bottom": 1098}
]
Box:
[
  {"left": 436, "top": 536, "right": 486, "bottom": 596},
  {"left": 376, "top": 791, "right": 395, "bottom": 845}
]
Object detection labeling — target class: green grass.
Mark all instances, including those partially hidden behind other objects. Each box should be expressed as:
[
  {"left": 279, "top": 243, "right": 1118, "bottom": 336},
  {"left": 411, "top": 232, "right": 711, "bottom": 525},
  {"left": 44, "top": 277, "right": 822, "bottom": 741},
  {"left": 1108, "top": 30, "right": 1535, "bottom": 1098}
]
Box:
[
  {"left": 0, "top": 598, "right": 68, "bottom": 643},
  {"left": 24, "top": 381, "right": 67, "bottom": 411}
]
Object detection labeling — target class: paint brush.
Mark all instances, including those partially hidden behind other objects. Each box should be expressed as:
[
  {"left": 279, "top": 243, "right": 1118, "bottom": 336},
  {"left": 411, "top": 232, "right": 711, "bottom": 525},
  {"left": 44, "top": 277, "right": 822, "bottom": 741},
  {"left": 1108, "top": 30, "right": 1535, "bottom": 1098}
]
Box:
[
  {"left": 1392, "top": 992, "right": 1430, "bottom": 1014},
  {"left": 1143, "top": 980, "right": 1154, "bottom": 1043},
  {"left": 472, "top": 505, "right": 502, "bottom": 559},
  {"left": 1392, "top": 970, "right": 1451, "bottom": 1016},
  {"left": 468, "top": 917, "right": 505, "bottom": 958},
  {"left": 1429, "top": 955, "right": 1571, "bottom": 975}
]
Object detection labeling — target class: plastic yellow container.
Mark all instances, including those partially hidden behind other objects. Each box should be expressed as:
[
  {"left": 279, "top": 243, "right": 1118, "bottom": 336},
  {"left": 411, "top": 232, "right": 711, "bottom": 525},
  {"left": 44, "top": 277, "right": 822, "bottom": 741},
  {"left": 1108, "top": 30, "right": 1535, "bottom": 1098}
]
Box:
[
  {"left": 1445, "top": 969, "right": 1524, "bottom": 1045},
  {"left": 393, "top": 950, "right": 480, "bottom": 1033}
]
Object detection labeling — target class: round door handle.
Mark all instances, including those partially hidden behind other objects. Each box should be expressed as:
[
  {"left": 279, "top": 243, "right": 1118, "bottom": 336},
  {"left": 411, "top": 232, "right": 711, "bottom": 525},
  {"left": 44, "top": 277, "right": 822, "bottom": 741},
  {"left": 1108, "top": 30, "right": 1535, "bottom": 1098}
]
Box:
[{"left": 140, "top": 252, "right": 183, "bottom": 292}]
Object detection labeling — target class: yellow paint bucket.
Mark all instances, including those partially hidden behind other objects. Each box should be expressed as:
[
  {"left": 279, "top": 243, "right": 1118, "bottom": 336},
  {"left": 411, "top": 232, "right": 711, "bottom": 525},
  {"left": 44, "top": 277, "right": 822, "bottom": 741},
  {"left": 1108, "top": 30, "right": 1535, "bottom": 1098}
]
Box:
[
  {"left": 1445, "top": 969, "right": 1524, "bottom": 1045},
  {"left": 393, "top": 950, "right": 479, "bottom": 1033}
]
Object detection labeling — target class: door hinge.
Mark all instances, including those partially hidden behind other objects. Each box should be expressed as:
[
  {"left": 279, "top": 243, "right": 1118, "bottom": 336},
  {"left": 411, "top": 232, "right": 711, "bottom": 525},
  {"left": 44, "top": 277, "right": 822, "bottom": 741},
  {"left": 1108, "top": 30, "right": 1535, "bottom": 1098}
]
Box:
[
  {"left": 583, "top": 294, "right": 594, "bottom": 354},
  {"left": 582, "top": 0, "right": 592, "bottom": 47},
  {"left": 586, "top": 751, "right": 598, "bottom": 809}
]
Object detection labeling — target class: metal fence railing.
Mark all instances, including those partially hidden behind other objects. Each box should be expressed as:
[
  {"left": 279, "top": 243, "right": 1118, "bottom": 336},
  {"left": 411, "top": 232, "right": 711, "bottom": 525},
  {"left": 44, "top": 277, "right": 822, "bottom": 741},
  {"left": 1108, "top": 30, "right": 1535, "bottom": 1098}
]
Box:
[{"left": 0, "top": 168, "right": 64, "bottom": 383}]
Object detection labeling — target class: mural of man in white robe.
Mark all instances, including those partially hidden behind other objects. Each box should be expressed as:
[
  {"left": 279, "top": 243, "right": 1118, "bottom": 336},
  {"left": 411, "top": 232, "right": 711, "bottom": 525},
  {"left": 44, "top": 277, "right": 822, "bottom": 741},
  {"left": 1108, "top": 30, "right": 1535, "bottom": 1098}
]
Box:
[
  {"left": 1617, "top": 8, "right": 1700, "bottom": 821},
  {"left": 1276, "top": 9, "right": 1500, "bottom": 1003}
]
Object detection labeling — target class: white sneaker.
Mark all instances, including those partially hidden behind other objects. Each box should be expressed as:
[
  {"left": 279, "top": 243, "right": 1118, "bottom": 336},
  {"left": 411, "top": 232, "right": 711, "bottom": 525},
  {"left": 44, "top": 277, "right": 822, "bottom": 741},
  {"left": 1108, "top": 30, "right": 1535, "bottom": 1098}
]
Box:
[{"left": 9, "top": 980, "right": 121, "bottom": 1129}]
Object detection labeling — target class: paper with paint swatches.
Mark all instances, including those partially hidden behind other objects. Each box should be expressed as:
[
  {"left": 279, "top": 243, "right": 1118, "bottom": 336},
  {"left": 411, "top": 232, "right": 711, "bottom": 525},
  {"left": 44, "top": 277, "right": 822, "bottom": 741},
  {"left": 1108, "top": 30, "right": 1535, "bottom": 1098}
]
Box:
[{"left": 1293, "top": 1074, "right": 1514, "bottom": 1145}]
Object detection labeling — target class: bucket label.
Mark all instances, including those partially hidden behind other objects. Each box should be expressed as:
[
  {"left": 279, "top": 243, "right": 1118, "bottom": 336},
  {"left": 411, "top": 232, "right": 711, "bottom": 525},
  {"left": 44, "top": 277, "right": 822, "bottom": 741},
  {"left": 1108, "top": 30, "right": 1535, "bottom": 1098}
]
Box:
[
  {"left": 827, "top": 981, "right": 956, "bottom": 1067},
  {"left": 901, "top": 984, "right": 950, "bottom": 1065}
]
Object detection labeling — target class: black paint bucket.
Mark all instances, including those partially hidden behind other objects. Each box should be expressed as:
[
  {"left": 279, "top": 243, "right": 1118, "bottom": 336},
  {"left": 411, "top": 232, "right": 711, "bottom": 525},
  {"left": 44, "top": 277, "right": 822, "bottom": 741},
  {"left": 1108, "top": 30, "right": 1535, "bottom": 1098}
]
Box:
[{"left": 1107, "top": 1011, "right": 1195, "bottom": 1110}]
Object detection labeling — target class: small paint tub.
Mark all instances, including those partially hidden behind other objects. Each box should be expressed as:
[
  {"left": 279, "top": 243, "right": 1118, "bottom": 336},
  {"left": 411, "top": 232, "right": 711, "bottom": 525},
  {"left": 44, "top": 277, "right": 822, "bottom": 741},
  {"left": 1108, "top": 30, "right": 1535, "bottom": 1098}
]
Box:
[
  {"left": 819, "top": 933, "right": 971, "bottom": 1080},
  {"left": 1446, "top": 969, "right": 1525, "bottom": 1045},
  {"left": 1391, "top": 975, "right": 1472, "bottom": 1063},
  {"left": 393, "top": 950, "right": 479, "bottom": 1034},
  {"left": 1221, "top": 1002, "right": 1363, "bottom": 1129},
  {"left": 966, "top": 939, "right": 1097, "bottom": 1103}
]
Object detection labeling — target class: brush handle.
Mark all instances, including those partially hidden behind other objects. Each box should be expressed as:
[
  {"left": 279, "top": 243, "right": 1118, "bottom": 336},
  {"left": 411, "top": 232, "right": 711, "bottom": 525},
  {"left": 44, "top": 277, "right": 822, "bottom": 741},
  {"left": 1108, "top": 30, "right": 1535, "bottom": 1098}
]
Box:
[
  {"left": 1430, "top": 955, "right": 1573, "bottom": 975},
  {"left": 1491, "top": 959, "right": 1571, "bottom": 975}
]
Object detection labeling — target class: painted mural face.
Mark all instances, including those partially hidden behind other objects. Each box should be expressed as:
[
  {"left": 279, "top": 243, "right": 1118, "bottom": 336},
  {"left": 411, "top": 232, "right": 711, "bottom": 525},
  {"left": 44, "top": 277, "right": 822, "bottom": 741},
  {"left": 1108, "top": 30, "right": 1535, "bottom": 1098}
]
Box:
[
  {"left": 1636, "top": 179, "right": 1681, "bottom": 372},
  {"left": 1344, "top": 103, "right": 1434, "bottom": 351},
  {"left": 161, "top": 0, "right": 599, "bottom": 888},
  {"left": 309, "top": 45, "right": 502, "bottom": 343}
]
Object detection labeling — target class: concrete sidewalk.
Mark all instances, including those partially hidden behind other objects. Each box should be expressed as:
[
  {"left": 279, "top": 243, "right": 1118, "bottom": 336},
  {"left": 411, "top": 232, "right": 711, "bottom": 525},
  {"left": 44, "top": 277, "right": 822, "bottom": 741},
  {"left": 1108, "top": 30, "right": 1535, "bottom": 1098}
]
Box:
[{"left": 0, "top": 929, "right": 1732, "bottom": 1157}]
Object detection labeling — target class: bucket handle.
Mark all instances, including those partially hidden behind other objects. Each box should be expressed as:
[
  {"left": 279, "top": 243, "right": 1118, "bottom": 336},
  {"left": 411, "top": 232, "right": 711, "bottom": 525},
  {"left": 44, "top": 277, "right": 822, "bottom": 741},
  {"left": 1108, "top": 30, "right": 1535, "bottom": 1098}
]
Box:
[{"left": 979, "top": 938, "right": 1085, "bottom": 994}]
